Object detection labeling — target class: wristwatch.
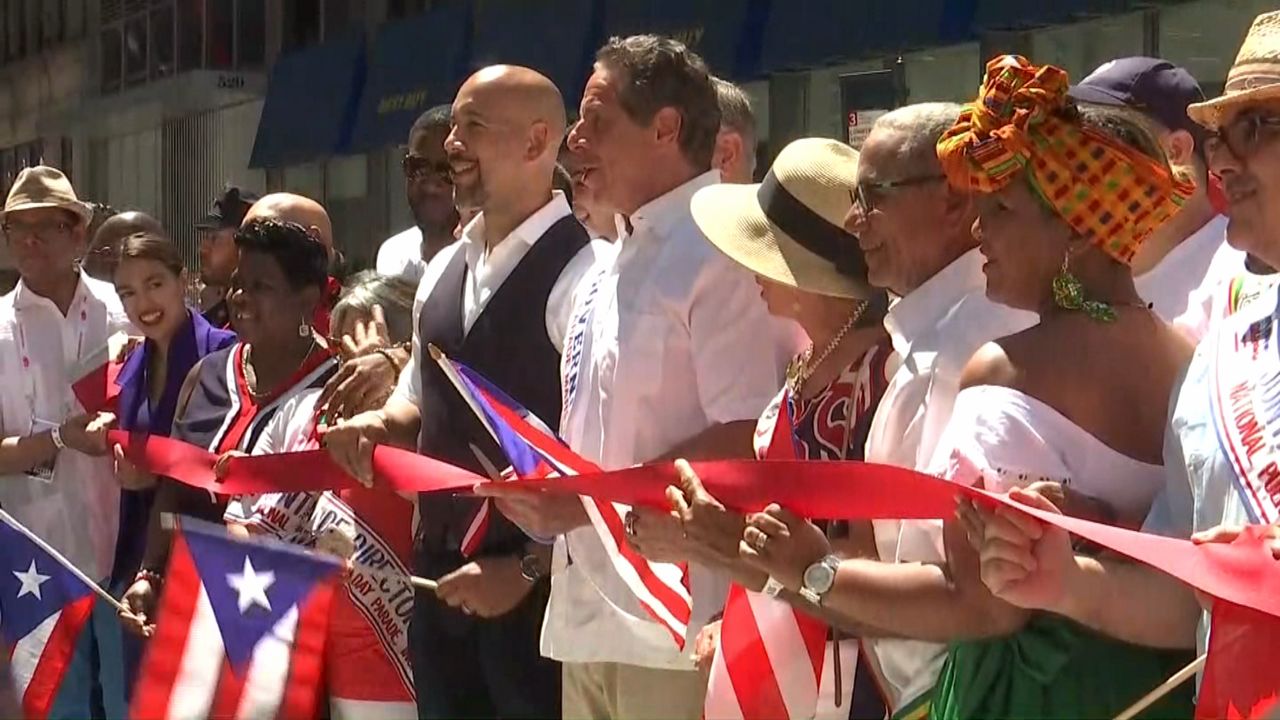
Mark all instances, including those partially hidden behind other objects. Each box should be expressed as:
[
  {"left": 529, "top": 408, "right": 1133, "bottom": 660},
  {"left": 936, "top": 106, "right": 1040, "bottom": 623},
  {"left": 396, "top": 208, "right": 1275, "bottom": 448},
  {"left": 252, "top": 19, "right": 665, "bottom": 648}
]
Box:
[
  {"left": 519, "top": 552, "right": 547, "bottom": 583},
  {"left": 798, "top": 554, "right": 842, "bottom": 605}
]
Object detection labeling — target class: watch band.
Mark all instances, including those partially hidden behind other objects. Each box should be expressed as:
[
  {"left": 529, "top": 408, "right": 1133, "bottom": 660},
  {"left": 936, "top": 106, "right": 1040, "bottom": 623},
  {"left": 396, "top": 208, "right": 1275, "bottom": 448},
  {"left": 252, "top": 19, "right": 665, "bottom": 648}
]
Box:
[{"left": 50, "top": 425, "right": 66, "bottom": 450}]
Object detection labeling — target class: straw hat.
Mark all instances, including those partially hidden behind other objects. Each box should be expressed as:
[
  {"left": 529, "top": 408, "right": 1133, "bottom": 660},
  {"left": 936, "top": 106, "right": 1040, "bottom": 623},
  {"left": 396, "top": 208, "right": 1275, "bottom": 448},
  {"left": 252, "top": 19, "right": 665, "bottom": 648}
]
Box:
[
  {"left": 1188, "top": 10, "right": 1280, "bottom": 129},
  {"left": 2, "top": 166, "right": 92, "bottom": 227},
  {"left": 691, "top": 138, "right": 871, "bottom": 299}
]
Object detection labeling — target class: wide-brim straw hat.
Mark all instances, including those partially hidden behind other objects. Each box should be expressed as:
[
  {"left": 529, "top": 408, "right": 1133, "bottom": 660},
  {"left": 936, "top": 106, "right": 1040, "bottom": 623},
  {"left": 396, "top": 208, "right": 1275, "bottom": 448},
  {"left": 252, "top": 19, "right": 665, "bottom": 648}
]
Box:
[
  {"left": 691, "top": 138, "right": 871, "bottom": 300},
  {"left": 1188, "top": 10, "right": 1280, "bottom": 130},
  {"left": 2, "top": 165, "right": 92, "bottom": 227}
]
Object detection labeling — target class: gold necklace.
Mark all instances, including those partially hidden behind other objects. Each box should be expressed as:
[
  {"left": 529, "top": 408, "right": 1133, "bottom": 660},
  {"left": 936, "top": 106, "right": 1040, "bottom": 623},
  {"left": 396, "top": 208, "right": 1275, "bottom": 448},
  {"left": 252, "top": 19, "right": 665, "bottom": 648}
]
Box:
[
  {"left": 241, "top": 341, "right": 314, "bottom": 401},
  {"left": 786, "top": 300, "right": 869, "bottom": 394}
]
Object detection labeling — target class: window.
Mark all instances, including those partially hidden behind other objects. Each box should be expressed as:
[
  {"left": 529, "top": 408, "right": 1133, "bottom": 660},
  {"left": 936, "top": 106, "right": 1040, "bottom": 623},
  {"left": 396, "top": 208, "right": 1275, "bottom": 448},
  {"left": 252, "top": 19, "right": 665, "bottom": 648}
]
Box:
[
  {"left": 237, "top": 0, "right": 264, "bottom": 67},
  {"left": 40, "top": 0, "right": 61, "bottom": 46},
  {"left": 149, "top": 3, "right": 174, "bottom": 78},
  {"left": 283, "top": 0, "right": 321, "bottom": 51},
  {"left": 387, "top": 0, "right": 429, "bottom": 21},
  {"left": 7, "top": 0, "right": 24, "bottom": 61},
  {"left": 64, "top": 0, "right": 85, "bottom": 39},
  {"left": 101, "top": 25, "right": 123, "bottom": 91},
  {"left": 102, "top": 0, "right": 265, "bottom": 94},
  {"left": 176, "top": 0, "right": 201, "bottom": 73},
  {"left": 123, "top": 12, "right": 148, "bottom": 84},
  {"left": 206, "top": 0, "right": 232, "bottom": 68}
]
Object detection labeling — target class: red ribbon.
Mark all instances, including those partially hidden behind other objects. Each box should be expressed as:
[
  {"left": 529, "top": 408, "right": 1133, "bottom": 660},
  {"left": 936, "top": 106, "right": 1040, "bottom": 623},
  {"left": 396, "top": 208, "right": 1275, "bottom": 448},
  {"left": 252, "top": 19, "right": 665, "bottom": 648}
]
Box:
[{"left": 110, "top": 431, "right": 1280, "bottom": 622}]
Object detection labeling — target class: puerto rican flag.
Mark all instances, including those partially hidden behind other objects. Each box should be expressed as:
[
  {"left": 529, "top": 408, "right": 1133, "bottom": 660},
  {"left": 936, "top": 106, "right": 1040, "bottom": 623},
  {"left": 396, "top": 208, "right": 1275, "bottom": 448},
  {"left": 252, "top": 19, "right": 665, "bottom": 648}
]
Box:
[
  {"left": 131, "top": 518, "right": 342, "bottom": 720},
  {"left": 449, "top": 360, "right": 694, "bottom": 648},
  {"left": 0, "top": 510, "right": 99, "bottom": 720},
  {"left": 704, "top": 392, "right": 857, "bottom": 720}
]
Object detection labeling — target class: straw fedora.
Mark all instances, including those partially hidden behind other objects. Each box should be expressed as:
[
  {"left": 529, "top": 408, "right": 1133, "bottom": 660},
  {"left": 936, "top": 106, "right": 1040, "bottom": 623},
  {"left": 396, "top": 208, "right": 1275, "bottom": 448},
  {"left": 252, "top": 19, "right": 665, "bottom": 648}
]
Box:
[
  {"left": 691, "top": 137, "right": 870, "bottom": 299},
  {"left": 2, "top": 166, "right": 92, "bottom": 227},
  {"left": 1187, "top": 10, "right": 1280, "bottom": 130}
]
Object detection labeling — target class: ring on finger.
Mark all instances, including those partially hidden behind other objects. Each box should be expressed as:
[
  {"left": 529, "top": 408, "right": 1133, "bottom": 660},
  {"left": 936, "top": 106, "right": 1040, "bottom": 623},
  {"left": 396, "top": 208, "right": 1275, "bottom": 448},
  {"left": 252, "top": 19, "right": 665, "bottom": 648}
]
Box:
[
  {"left": 461, "top": 603, "right": 474, "bottom": 616},
  {"left": 749, "top": 527, "right": 768, "bottom": 552},
  {"left": 625, "top": 511, "right": 639, "bottom": 538}
]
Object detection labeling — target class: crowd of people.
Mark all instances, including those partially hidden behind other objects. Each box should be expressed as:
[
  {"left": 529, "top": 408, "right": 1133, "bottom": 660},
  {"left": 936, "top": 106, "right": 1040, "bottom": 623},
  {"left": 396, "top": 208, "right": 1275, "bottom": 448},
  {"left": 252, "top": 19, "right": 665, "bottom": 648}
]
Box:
[{"left": 3, "top": 7, "right": 1280, "bottom": 720}]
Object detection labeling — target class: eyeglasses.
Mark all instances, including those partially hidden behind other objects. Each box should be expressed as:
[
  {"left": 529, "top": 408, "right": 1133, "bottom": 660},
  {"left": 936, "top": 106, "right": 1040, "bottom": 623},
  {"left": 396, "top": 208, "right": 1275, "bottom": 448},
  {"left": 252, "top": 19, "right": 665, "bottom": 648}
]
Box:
[
  {"left": 401, "top": 154, "right": 452, "bottom": 183},
  {"left": 853, "top": 174, "right": 946, "bottom": 215},
  {"left": 2, "top": 219, "right": 74, "bottom": 242},
  {"left": 1205, "top": 112, "right": 1280, "bottom": 160}
]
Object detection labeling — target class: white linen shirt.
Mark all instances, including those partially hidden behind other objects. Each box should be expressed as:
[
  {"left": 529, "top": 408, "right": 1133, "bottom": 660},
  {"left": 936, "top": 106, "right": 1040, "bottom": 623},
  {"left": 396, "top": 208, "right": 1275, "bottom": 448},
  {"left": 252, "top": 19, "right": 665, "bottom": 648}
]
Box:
[
  {"left": 542, "top": 170, "right": 803, "bottom": 669},
  {"left": 0, "top": 274, "right": 132, "bottom": 581},
  {"left": 376, "top": 226, "right": 427, "bottom": 284},
  {"left": 394, "top": 191, "right": 609, "bottom": 405},
  {"left": 862, "top": 248, "right": 1035, "bottom": 711}
]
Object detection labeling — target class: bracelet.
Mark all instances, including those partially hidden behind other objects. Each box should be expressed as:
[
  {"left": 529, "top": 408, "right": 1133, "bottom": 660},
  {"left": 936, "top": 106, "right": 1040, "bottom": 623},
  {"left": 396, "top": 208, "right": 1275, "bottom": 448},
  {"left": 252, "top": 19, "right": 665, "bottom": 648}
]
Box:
[
  {"left": 375, "top": 348, "right": 404, "bottom": 374},
  {"left": 762, "top": 576, "right": 786, "bottom": 598},
  {"left": 134, "top": 569, "right": 163, "bottom": 587},
  {"left": 50, "top": 424, "right": 66, "bottom": 450}
]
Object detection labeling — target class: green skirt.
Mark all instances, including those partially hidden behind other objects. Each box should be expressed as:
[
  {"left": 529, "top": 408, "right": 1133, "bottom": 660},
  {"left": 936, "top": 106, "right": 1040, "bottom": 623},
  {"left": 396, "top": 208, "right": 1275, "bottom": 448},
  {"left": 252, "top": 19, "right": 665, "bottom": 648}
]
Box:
[{"left": 931, "top": 614, "right": 1195, "bottom": 720}]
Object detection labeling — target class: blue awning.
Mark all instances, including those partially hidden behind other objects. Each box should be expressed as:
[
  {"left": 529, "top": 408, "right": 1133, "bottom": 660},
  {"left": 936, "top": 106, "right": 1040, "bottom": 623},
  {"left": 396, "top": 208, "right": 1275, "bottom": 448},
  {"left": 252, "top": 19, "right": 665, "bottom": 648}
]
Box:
[
  {"left": 470, "top": 0, "right": 601, "bottom": 107},
  {"left": 249, "top": 30, "right": 366, "bottom": 168},
  {"left": 347, "top": 1, "right": 472, "bottom": 154},
  {"left": 760, "top": 0, "right": 954, "bottom": 73},
  {"left": 600, "top": 0, "right": 769, "bottom": 80}
]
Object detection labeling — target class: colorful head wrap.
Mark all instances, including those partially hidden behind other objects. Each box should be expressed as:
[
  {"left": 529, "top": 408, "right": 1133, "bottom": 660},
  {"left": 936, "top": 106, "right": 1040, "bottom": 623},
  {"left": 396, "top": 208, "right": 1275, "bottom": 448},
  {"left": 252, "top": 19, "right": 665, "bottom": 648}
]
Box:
[{"left": 936, "top": 55, "right": 1197, "bottom": 265}]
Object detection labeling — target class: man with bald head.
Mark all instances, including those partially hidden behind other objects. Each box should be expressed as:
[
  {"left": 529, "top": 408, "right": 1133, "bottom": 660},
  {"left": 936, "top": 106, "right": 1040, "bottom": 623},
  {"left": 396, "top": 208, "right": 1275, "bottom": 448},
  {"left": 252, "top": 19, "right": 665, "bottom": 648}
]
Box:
[
  {"left": 324, "top": 64, "right": 605, "bottom": 719},
  {"left": 82, "top": 210, "right": 165, "bottom": 281},
  {"left": 242, "top": 191, "right": 335, "bottom": 251}
]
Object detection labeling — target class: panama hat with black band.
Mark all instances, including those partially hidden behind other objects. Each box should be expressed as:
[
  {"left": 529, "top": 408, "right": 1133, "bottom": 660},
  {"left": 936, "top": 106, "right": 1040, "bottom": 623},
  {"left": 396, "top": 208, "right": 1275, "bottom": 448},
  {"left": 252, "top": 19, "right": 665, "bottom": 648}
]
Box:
[{"left": 691, "top": 137, "right": 873, "bottom": 300}]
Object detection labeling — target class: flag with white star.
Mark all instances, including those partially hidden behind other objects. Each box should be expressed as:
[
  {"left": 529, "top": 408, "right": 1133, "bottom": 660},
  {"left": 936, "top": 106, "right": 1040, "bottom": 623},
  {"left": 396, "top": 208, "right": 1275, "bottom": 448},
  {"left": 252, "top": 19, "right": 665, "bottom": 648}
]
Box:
[
  {"left": 131, "top": 517, "right": 343, "bottom": 720},
  {"left": 0, "top": 509, "right": 99, "bottom": 720}
]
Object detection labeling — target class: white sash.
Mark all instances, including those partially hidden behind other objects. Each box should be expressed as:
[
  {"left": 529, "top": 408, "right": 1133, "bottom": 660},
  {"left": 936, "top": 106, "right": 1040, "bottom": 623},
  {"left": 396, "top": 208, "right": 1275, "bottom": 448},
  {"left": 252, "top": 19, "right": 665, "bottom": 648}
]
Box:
[{"left": 1209, "top": 276, "right": 1280, "bottom": 524}]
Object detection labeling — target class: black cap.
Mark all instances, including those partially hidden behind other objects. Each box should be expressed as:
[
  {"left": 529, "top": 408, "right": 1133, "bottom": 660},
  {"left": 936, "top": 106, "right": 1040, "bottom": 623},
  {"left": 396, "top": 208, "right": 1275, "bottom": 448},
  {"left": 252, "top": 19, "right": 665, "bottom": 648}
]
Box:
[
  {"left": 1069, "top": 57, "right": 1208, "bottom": 148},
  {"left": 194, "top": 185, "right": 259, "bottom": 230}
]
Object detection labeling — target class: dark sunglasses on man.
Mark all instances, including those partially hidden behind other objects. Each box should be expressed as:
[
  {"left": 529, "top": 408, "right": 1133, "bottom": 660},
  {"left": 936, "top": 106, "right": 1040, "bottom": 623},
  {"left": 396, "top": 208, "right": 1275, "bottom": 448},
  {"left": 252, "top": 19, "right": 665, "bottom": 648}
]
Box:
[{"left": 401, "top": 154, "right": 452, "bottom": 184}]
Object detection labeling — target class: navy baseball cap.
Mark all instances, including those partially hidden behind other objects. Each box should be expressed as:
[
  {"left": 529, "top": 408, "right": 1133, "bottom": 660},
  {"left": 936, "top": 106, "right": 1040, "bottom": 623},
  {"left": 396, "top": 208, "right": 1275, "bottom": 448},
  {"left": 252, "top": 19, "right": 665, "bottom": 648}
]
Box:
[
  {"left": 1069, "top": 57, "right": 1208, "bottom": 148},
  {"left": 194, "top": 185, "right": 259, "bottom": 230}
]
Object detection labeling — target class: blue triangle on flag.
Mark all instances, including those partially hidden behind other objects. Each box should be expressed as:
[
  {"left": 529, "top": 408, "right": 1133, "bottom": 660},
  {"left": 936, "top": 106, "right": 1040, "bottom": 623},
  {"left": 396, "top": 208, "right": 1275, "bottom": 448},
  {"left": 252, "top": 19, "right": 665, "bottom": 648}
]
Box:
[
  {"left": 181, "top": 518, "right": 341, "bottom": 672},
  {"left": 0, "top": 516, "right": 96, "bottom": 647}
]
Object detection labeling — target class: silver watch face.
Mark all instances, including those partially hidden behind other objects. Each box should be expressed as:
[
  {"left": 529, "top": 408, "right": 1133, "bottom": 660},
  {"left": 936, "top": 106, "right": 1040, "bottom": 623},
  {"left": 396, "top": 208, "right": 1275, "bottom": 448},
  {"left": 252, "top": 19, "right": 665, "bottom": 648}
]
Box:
[{"left": 803, "top": 559, "right": 836, "bottom": 595}]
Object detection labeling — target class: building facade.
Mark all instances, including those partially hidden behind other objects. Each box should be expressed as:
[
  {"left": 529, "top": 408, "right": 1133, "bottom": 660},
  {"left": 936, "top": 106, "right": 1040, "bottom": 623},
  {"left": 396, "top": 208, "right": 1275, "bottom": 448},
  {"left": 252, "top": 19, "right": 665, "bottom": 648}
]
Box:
[{"left": 0, "top": 0, "right": 1265, "bottom": 273}]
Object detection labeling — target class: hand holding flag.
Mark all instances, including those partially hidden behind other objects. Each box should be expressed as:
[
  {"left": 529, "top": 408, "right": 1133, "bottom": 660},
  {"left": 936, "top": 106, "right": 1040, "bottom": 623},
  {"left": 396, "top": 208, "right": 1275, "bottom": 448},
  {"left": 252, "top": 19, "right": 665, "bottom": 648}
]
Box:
[{"left": 131, "top": 518, "right": 343, "bottom": 720}]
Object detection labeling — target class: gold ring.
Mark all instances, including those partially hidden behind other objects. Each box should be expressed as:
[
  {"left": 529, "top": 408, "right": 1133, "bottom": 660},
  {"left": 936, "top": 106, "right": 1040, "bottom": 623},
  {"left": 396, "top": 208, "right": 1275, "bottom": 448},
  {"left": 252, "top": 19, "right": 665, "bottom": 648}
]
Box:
[{"left": 752, "top": 529, "right": 768, "bottom": 552}]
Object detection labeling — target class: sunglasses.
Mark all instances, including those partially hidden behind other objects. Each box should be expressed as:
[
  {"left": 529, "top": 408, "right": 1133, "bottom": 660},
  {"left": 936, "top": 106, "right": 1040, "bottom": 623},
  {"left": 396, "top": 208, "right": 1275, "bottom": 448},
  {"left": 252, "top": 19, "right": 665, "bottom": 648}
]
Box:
[
  {"left": 401, "top": 154, "right": 452, "bottom": 183},
  {"left": 852, "top": 174, "right": 946, "bottom": 215},
  {"left": 1205, "top": 112, "right": 1280, "bottom": 160}
]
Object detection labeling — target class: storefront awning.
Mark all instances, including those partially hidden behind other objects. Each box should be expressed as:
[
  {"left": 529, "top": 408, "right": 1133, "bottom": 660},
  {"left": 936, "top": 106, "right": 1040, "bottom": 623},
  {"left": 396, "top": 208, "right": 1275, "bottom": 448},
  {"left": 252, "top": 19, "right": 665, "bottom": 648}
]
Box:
[
  {"left": 601, "top": 0, "right": 769, "bottom": 80},
  {"left": 471, "top": 0, "right": 601, "bottom": 106},
  {"left": 249, "top": 30, "right": 366, "bottom": 168},
  {"left": 346, "top": 2, "right": 472, "bottom": 154}
]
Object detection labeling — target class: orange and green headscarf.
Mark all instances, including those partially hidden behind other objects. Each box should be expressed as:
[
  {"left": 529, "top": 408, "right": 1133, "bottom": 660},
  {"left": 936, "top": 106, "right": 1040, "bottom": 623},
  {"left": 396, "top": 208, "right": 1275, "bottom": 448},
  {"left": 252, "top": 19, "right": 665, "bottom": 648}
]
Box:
[{"left": 936, "top": 55, "right": 1197, "bottom": 265}]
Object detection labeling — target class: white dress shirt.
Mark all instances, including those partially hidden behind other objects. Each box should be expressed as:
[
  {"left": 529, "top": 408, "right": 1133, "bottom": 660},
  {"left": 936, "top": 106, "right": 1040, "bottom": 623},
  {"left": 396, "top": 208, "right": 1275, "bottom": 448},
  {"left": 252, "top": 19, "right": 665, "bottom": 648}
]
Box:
[
  {"left": 862, "top": 248, "right": 1035, "bottom": 711},
  {"left": 394, "top": 191, "right": 609, "bottom": 405},
  {"left": 1136, "top": 214, "right": 1243, "bottom": 338},
  {"left": 0, "top": 274, "right": 133, "bottom": 580},
  {"left": 543, "top": 170, "right": 804, "bottom": 669},
  {"left": 376, "top": 226, "right": 427, "bottom": 284}
]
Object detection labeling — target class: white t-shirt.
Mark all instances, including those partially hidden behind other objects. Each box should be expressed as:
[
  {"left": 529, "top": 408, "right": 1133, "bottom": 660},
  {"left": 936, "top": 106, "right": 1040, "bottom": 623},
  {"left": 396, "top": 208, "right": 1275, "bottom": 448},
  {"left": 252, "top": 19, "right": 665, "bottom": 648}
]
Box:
[
  {"left": 393, "top": 192, "right": 610, "bottom": 405},
  {"left": 0, "top": 274, "right": 133, "bottom": 580},
  {"left": 543, "top": 170, "right": 804, "bottom": 669},
  {"left": 376, "top": 227, "right": 427, "bottom": 284}
]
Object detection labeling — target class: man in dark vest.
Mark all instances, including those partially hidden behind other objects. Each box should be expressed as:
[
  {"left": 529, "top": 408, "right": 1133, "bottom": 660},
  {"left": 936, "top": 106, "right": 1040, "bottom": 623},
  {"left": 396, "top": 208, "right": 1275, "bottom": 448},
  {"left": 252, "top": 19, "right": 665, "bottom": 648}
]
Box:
[{"left": 324, "top": 64, "right": 606, "bottom": 719}]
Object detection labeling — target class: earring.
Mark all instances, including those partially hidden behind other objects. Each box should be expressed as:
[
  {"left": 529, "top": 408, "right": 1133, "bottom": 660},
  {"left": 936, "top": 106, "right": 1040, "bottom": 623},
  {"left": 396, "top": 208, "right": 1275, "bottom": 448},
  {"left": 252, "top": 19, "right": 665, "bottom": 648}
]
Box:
[
  {"left": 1052, "top": 252, "right": 1116, "bottom": 323},
  {"left": 298, "top": 319, "right": 312, "bottom": 337}
]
